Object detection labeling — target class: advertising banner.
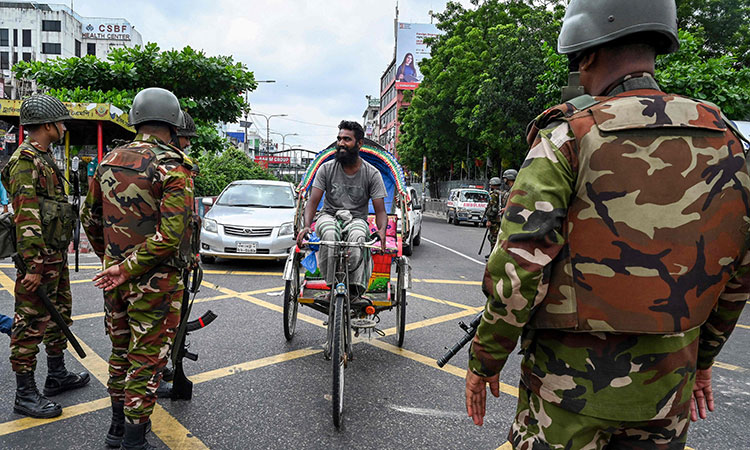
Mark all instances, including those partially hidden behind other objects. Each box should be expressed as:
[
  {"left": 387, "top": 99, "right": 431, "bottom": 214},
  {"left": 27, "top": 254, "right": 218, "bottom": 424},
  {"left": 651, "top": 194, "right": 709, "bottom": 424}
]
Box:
[
  {"left": 254, "top": 156, "right": 290, "bottom": 165},
  {"left": 395, "top": 22, "right": 444, "bottom": 90},
  {"left": 82, "top": 19, "right": 133, "bottom": 41}
]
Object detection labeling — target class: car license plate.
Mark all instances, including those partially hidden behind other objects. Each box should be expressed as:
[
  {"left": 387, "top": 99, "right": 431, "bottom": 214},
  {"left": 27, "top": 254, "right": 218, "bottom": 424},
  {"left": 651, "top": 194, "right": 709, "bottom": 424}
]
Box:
[{"left": 236, "top": 242, "right": 257, "bottom": 253}]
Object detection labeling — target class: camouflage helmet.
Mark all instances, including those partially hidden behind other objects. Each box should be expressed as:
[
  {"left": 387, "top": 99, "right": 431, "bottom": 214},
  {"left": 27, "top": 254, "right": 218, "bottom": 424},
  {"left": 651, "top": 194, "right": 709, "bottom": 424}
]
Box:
[
  {"left": 502, "top": 169, "right": 518, "bottom": 180},
  {"left": 558, "top": 0, "right": 679, "bottom": 56},
  {"left": 177, "top": 110, "right": 197, "bottom": 137},
  {"left": 489, "top": 177, "right": 502, "bottom": 186},
  {"left": 128, "top": 87, "right": 184, "bottom": 127},
  {"left": 20, "top": 94, "right": 71, "bottom": 126}
]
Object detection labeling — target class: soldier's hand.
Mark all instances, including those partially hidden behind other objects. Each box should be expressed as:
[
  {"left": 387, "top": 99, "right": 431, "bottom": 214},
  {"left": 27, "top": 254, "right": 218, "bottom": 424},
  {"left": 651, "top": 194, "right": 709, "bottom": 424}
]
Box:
[
  {"left": 690, "top": 367, "right": 714, "bottom": 421},
  {"left": 21, "top": 273, "right": 42, "bottom": 293},
  {"left": 486, "top": 221, "right": 492, "bottom": 228},
  {"left": 93, "top": 264, "right": 128, "bottom": 291},
  {"left": 465, "top": 369, "right": 500, "bottom": 426}
]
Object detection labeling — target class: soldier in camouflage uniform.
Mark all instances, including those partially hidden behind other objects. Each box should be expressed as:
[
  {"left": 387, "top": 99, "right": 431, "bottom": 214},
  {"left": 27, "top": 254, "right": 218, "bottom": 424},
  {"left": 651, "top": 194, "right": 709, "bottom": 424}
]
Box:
[
  {"left": 483, "top": 177, "right": 503, "bottom": 257},
  {"left": 82, "top": 87, "right": 195, "bottom": 450},
  {"left": 2, "top": 94, "right": 90, "bottom": 419},
  {"left": 465, "top": 1, "right": 750, "bottom": 448},
  {"left": 499, "top": 168, "right": 517, "bottom": 214}
]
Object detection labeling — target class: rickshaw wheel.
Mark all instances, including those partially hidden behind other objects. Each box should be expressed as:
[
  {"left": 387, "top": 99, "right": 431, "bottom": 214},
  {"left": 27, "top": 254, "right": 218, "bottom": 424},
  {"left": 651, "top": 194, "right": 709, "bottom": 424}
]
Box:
[
  {"left": 332, "top": 293, "right": 346, "bottom": 428},
  {"left": 283, "top": 256, "right": 300, "bottom": 341},
  {"left": 396, "top": 263, "right": 407, "bottom": 347}
]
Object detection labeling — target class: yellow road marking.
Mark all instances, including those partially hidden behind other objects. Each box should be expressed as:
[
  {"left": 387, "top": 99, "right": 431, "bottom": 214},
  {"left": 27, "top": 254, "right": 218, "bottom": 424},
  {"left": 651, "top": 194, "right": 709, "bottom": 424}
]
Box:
[
  {"left": 713, "top": 361, "right": 747, "bottom": 372},
  {"left": 70, "top": 335, "right": 209, "bottom": 448},
  {"left": 737, "top": 324, "right": 749, "bottom": 330},
  {"left": 191, "top": 348, "right": 322, "bottom": 384},
  {"left": 203, "top": 269, "right": 283, "bottom": 276},
  {"left": 368, "top": 339, "right": 519, "bottom": 398},
  {"left": 0, "top": 269, "right": 16, "bottom": 294},
  {"left": 408, "top": 292, "right": 480, "bottom": 311},
  {"left": 0, "top": 397, "right": 111, "bottom": 436},
  {"left": 0, "top": 264, "right": 102, "bottom": 270},
  {"left": 201, "top": 281, "right": 326, "bottom": 328},
  {"left": 381, "top": 308, "right": 481, "bottom": 337},
  {"left": 496, "top": 443, "right": 513, "bottom": 450},
  {"left": 413, "top": 278, "right": 481, "bottom": 286}
]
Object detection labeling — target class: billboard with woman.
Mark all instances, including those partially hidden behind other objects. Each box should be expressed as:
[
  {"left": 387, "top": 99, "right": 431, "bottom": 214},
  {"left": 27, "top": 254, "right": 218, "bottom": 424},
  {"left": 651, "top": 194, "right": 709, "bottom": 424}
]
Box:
[{"left": 395, "top": 22, "right": 444, "bottom": 90}]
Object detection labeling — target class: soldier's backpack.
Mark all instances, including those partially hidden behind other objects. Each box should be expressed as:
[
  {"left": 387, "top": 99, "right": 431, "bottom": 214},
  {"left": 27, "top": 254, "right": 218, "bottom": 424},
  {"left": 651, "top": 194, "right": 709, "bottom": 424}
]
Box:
[{"left": 0, "top": 211, "right": 16, "bottom": 259}]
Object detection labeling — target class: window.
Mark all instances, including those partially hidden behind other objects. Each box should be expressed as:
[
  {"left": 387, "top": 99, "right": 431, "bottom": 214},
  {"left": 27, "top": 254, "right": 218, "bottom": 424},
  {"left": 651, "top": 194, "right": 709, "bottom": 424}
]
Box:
[
  {"left": 0, "top": 29, "right": 8, "bottom": 47},
  {"left": 42, "top": 20, "right": 61, "bottom": 32},
  {"left": 22, "top": 30, "right": 31, "bottom": 47},
  {"left": 22, "top": 52, "right": 31, "bottom": 62},
  {"left": 41, "top": 43, "right": 61, "bottom": 55},
  {"left": 0, "top": 52, "right": 8, "bottom": 70},
  {"left": 13, "top": 29, "right": 18, "bottom": 46},
  {"left": 75, "top": 40, "right": 81, "bottom": 57},
  {"left": 87, "top": 43, "right": 95, "bottom": 56}
]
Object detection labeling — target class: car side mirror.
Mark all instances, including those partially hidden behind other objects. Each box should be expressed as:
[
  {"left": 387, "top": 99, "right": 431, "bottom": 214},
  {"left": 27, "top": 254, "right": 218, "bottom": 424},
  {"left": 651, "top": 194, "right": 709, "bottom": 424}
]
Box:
[{"left": 202, "top": 197, "right": 214, "bottom": 206}]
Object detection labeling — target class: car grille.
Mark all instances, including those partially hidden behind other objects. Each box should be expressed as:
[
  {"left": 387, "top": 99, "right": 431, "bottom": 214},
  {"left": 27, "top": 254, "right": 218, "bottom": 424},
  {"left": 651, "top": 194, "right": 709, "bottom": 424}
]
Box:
[
  {"left": 224, "top": 247, "right": 270, "bottom": 254},
  {"left": 223, "top": 225, "right": 273, "bottom": 237}
]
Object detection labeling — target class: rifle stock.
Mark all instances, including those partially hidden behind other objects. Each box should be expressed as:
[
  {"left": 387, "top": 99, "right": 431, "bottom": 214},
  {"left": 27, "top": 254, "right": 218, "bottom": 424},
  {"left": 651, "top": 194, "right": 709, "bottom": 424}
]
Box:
[{"left": 12, "top": 253, "right": 86, "bottom": 358}]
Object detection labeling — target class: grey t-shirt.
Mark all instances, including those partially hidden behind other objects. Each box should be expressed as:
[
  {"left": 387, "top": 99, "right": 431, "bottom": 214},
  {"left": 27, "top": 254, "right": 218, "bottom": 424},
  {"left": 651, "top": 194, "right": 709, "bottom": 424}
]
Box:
[{"left": 312, "top": 159, "right": 387, "bottom": 219}]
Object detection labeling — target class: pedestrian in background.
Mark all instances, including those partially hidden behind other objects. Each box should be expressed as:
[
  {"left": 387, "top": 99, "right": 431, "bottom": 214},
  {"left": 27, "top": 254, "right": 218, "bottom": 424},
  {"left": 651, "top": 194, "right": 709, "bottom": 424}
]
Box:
[
  {"left": 465, "top": 1, "right": 750, "bottom": 448},
  {"left": 82, "top": 87, "right": 195, "bottom": 450}
]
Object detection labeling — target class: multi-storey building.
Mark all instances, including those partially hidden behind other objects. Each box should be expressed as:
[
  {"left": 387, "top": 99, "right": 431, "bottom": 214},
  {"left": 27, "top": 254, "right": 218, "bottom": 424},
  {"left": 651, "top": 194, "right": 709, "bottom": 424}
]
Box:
[
  {"left": 362, "top": 95, "right": 380, "bottom": 141},
  {"left": 0, "top": 1, "right": 143, "bottom": 98}
]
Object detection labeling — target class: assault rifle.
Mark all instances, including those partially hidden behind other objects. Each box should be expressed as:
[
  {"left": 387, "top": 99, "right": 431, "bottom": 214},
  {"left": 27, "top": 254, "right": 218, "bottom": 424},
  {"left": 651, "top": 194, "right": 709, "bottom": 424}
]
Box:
[
  {"left": 12, "top": 253, "right": 86, "bottom": 358},
  {"left": 436, "top": 311, "right": 483, "bottom": 367},
  {"left": 160, "top": 264, "right": 217, "bottom": 400},
  {"left": 70, "top": 157, "right": 81, "bottom": 272}
]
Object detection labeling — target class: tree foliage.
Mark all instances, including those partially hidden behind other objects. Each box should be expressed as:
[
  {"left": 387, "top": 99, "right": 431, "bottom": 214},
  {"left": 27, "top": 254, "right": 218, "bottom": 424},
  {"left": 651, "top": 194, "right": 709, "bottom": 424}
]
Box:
[
  {"left": 399, "top": 0, "right": 750, "bottom": 192},
  {"left": 195, "top": 147, "right": 277, "bottom": 197},
  {"left": 13, "top": 43, "right": 257, "bottom": 124},
  {"left": 398, "top": 0, "right": 565, "bottom": 186}
]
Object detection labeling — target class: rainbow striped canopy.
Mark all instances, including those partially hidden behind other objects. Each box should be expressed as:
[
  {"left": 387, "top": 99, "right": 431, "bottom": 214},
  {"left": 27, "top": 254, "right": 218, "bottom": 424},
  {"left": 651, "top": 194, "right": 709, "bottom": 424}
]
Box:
[{"left": 297, "top": 138, "right": 409, "bottom": 212}]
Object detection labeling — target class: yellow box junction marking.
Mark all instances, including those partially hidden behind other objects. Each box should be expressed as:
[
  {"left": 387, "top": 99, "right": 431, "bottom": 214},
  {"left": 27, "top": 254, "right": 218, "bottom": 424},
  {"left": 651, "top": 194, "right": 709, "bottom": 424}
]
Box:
[{"left": 0, "top": 397, "right": 111, "bottom": 436}]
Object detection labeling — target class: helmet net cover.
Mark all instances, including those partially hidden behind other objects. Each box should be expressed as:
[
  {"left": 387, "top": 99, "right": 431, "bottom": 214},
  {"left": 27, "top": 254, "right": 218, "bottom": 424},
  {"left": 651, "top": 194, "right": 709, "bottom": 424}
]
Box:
[
  {"left": 20, "top": 94, "right": 71, "bottom": 126},
  {"left": 177, "top": 110, "right": 198, "bottom": 137}
]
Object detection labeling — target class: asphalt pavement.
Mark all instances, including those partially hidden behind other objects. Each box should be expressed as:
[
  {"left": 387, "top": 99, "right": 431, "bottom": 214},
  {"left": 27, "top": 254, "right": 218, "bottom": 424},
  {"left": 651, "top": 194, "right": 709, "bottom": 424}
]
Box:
[{"left": 0, "top": 215, "right": 748, "bottom": 449}]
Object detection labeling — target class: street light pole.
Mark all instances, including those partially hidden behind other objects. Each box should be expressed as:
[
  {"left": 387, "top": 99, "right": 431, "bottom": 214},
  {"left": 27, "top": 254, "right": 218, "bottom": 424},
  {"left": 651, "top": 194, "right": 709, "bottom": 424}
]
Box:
[
  {"left": 250, "top": 112, "right": 288, "bottom": 156},
  {"left": 242, "top": 80, "right": 275, "bottom": 157}
]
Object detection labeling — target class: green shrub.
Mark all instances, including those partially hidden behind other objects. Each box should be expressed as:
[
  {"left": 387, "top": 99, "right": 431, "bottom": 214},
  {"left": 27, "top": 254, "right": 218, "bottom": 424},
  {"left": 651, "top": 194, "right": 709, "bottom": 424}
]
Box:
[{"left": 195, "top": 147, "right": 277, "bottom": 197}]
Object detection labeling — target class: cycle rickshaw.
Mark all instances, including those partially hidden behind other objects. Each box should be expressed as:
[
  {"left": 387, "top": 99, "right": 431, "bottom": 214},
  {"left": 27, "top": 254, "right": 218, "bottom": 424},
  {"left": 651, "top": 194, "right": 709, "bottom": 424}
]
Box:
[{"left": 281, "top": 138, "right": 412, "bottom": 427}]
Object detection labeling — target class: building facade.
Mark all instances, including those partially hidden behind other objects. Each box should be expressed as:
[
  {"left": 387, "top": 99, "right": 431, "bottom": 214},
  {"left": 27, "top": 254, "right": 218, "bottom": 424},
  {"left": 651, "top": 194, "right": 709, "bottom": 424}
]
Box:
[
  {"left": 362, "top": 95, "right": 380, "bottom": 141},
  {"left": 0, "top": 2, "right": 143, "bottom": 98}
]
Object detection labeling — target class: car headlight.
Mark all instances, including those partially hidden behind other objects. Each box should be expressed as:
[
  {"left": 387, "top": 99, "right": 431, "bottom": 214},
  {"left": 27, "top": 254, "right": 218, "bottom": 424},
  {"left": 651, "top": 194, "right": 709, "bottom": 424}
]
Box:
[
  {"left": 278, "top": 222, "right": 294, "bottom": 236},
  {"left": 203, "top": 218, "right": 218, "bottom": 233}
]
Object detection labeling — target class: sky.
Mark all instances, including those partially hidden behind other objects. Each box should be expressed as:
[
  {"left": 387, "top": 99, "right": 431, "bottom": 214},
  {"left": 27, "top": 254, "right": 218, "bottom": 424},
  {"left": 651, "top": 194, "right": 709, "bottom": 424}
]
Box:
[{"left": 42, "top": 0, "right": 474, "bottom": 152}]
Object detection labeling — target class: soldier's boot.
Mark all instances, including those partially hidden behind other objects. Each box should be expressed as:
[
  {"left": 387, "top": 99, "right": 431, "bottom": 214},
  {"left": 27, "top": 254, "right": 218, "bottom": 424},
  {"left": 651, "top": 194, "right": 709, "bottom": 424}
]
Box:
[
  {"left": 155, "top": 381, "right": 173, "bottom": 399},
  {"left": 120, "top": 422, "right": 155, "bottom": 450},
  {"left": 13, "top": 372, "right": 63, "bottom": 418},
  {"left": 43, "top": 353, "right": 91, "bottom": 396},
  {"left": 105, "top": 401, "right": 126, "bottom": 448}
]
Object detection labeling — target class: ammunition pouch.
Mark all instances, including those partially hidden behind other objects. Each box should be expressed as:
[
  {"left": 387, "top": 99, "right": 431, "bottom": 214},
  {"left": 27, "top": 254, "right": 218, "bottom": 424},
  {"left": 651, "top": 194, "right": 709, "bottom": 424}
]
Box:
[
  {"left": 165, "top": 213, "right": 201, "bottom": 270},
  {"left": 40, "top": 198, "right": 76, "bottom": 251}
]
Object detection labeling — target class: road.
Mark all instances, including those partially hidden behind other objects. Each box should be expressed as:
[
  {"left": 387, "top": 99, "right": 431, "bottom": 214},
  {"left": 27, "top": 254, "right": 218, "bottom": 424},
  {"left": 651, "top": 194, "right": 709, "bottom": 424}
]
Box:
[{"left": 0, "top": 215, "right": 748, "bottom": 449}]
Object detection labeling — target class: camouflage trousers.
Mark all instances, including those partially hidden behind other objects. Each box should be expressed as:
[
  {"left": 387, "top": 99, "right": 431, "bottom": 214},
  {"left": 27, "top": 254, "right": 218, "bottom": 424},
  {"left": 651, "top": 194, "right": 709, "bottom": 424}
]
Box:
[
  {"left": 104, "top": 270, "right": 182, "bottom": 424},
  {"left": 10, "top": 257, "right": 72, "bottom": 373},
  {"left": 487, "top": 223, "right": 501, "bottom": 250},
  {"left": 509, "top": 384, "right": 690, "bottom": 449}
]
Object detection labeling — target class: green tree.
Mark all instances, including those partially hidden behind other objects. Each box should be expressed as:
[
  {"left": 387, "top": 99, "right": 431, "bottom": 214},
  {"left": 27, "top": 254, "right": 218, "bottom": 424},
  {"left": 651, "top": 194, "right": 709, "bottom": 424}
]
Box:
[
  {"left": 397, "top": 0, "right": 565, "bottom": 196},
  {"left": 13, "top": 43, "right": 257, "bottom": 124},
  {"left": 676, "top": 0, "right": 750, "bottom": 67},
  {"left": 535, "top": 30, "right": 750, "bottom": 120},
  {"left": 195, "top": 147, "right": 277, "bottom": 197}
]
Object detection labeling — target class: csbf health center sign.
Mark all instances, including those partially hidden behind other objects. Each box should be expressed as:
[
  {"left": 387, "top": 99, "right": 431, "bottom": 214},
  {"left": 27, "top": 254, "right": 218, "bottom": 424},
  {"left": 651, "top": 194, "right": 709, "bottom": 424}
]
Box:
[
  {"left": 82, "top": 19, "right": 133, "bottom": 41},
  {"left": 395, "top": 22, "right": 444, "bottom": 90}
]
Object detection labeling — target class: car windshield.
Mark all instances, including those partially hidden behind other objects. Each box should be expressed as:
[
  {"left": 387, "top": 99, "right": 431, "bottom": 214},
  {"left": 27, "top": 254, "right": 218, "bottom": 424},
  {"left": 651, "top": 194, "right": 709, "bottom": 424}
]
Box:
[
  {"left": 216, "top": 184, "right": 295, "bottom": 207},
  {"left": 461, "top": 191, "right": 489, "bottom": 202}
]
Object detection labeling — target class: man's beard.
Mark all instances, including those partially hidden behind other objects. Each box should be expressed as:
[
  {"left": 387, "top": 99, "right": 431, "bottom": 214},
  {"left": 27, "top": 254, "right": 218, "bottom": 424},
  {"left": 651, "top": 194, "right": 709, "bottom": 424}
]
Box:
[{"left": 335, "top": 145, "right": 359, "bottom": 166}]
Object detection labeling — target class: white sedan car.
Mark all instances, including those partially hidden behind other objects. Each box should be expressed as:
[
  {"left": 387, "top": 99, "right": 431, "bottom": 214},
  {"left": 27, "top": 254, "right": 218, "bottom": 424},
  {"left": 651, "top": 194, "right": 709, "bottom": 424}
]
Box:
[
  {"left": 200, "top": 180, "right": 296, "bottom": 262},
  {"left": 397, "top": 186, "right": 423, "bottom": 256}
]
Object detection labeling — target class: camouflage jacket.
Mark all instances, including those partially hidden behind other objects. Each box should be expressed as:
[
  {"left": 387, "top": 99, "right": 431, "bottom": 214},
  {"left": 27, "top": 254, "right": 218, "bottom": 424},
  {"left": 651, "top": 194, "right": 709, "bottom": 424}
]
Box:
[
  {"left": 81, "top": 134, "right": 195, "bottom": 280},
  {"left": 484, "top": 188, "right": 502, "bottom": 222},
  {"left": 499, "top": 189, "right": 510, "bottom": 212},
  {"left": 1, "top": 139, "right": 68, "bottom": 273},
  {"left": 469, "top": 73, "right": 750, "bottom": 421}
]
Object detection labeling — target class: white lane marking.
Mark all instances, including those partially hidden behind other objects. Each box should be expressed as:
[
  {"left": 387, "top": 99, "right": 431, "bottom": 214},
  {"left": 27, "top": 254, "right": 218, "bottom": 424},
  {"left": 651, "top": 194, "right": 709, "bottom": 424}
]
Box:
[
  {"left": 386, "top": 404, "right": 467, "bottom": 419},
  {"left": 422, "top": 237, "right": 485, "bottom": 266}
]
